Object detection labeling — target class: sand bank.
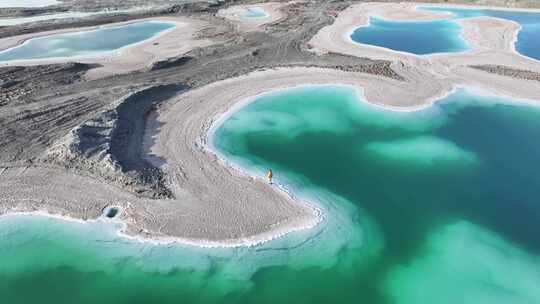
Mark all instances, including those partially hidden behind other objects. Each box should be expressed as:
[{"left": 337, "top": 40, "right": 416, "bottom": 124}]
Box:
[
  {"left": 0, "top": 163, "right": 319, "bottom": 248},
  {"left": 217, "top": 2, "right": 287, "bottom": 32},
  {"left": 0, "top": 16, "right": 213, "bottom": 79}
]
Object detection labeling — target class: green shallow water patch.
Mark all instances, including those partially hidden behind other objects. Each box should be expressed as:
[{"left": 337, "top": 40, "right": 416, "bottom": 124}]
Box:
[
  {"left": 385, "top": 221, "right": 540, "bottom": 304},
  {"left": 364, "top": 135, "right": 478, "bottom": 167}
]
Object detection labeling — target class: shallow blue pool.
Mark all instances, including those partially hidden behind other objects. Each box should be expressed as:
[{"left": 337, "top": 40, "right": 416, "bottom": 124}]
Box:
[
  {"left": 243, "top": 7, "right": 267, "bottom": 19},
  {"left": 350, "top": 17, "right": 469, "bottom": 55},
  {"left": 0, "top": 21, "right": 175, "bottom": 62}
]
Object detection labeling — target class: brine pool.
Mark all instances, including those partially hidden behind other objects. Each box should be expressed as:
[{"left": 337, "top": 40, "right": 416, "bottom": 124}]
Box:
[
  {"left": 0, "top": 21, "right": 175, "bottom": 62},
  {"left": 2, "top": 85, "right": 540, "bottom": 304}
]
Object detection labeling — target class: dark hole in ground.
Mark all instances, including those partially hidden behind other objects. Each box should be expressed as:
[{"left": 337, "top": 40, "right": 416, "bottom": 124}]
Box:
[{"left": 106, "top": 208, "right": 119, "bottom": 218}]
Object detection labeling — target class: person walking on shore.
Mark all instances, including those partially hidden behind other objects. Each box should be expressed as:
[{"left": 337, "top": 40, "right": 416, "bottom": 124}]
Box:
[{"left": 267, "top": 169, "right": 273, "bottom": 184}]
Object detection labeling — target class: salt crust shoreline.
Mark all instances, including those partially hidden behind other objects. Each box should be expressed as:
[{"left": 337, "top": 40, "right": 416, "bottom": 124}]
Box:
[
  {"left": 1, "top": 209, "right": 321, "bottom": 248},
  {"left": 4, "top": 61, "right": 540, "bottom": 248},
  {"left": 3, "top": 3, "right": 540, "bottom": 249}
]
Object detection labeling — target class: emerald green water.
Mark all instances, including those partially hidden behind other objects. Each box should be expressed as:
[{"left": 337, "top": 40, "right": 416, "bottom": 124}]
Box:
[{"left": 2, "top": 86, "right": 540, "bottom": 303}]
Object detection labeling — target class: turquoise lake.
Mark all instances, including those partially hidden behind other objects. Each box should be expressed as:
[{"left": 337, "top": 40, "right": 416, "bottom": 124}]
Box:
[
  {"left": 350, "top": 17, "right": 469, "bottom": 55},
  {"left": 351, "top": 6, "right": 540, "bottom": 59},
  {"left": 0, "top": 21, "right": 175, "bottom": 62},
  {"left": 2, "top": 85, "right": 540, "bottom": 304}
]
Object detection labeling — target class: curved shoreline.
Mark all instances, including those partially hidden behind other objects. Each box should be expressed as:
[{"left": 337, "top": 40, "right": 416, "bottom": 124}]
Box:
[
  {"left": 146, "top": 74, "right": 540, "bottom": 249},
  {"left": 0, "top": 210, "right": 321, "bottom": 248},
  {"left": 3, "top": 69, "right": 540, "bottom": 249},
  {"left": 2, "top": 61, "right": 540, "bottom": 248},
  {"left": 134, "top": 64, "right": 540, "bottom": 246}
]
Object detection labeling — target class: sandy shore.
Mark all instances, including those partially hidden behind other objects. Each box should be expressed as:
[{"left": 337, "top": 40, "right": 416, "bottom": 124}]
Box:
[
  {"left": 0, "top": 16, "right": 213, "bottom": 79},
  {"left": 216, "top": 2, "right": 287, "bottom": 32},
  {"left": 3, "top": 57, "right": 540, "bottom": 247},
  {"left": 0, "top": 162, "right": 319, "bottom": 248}
]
